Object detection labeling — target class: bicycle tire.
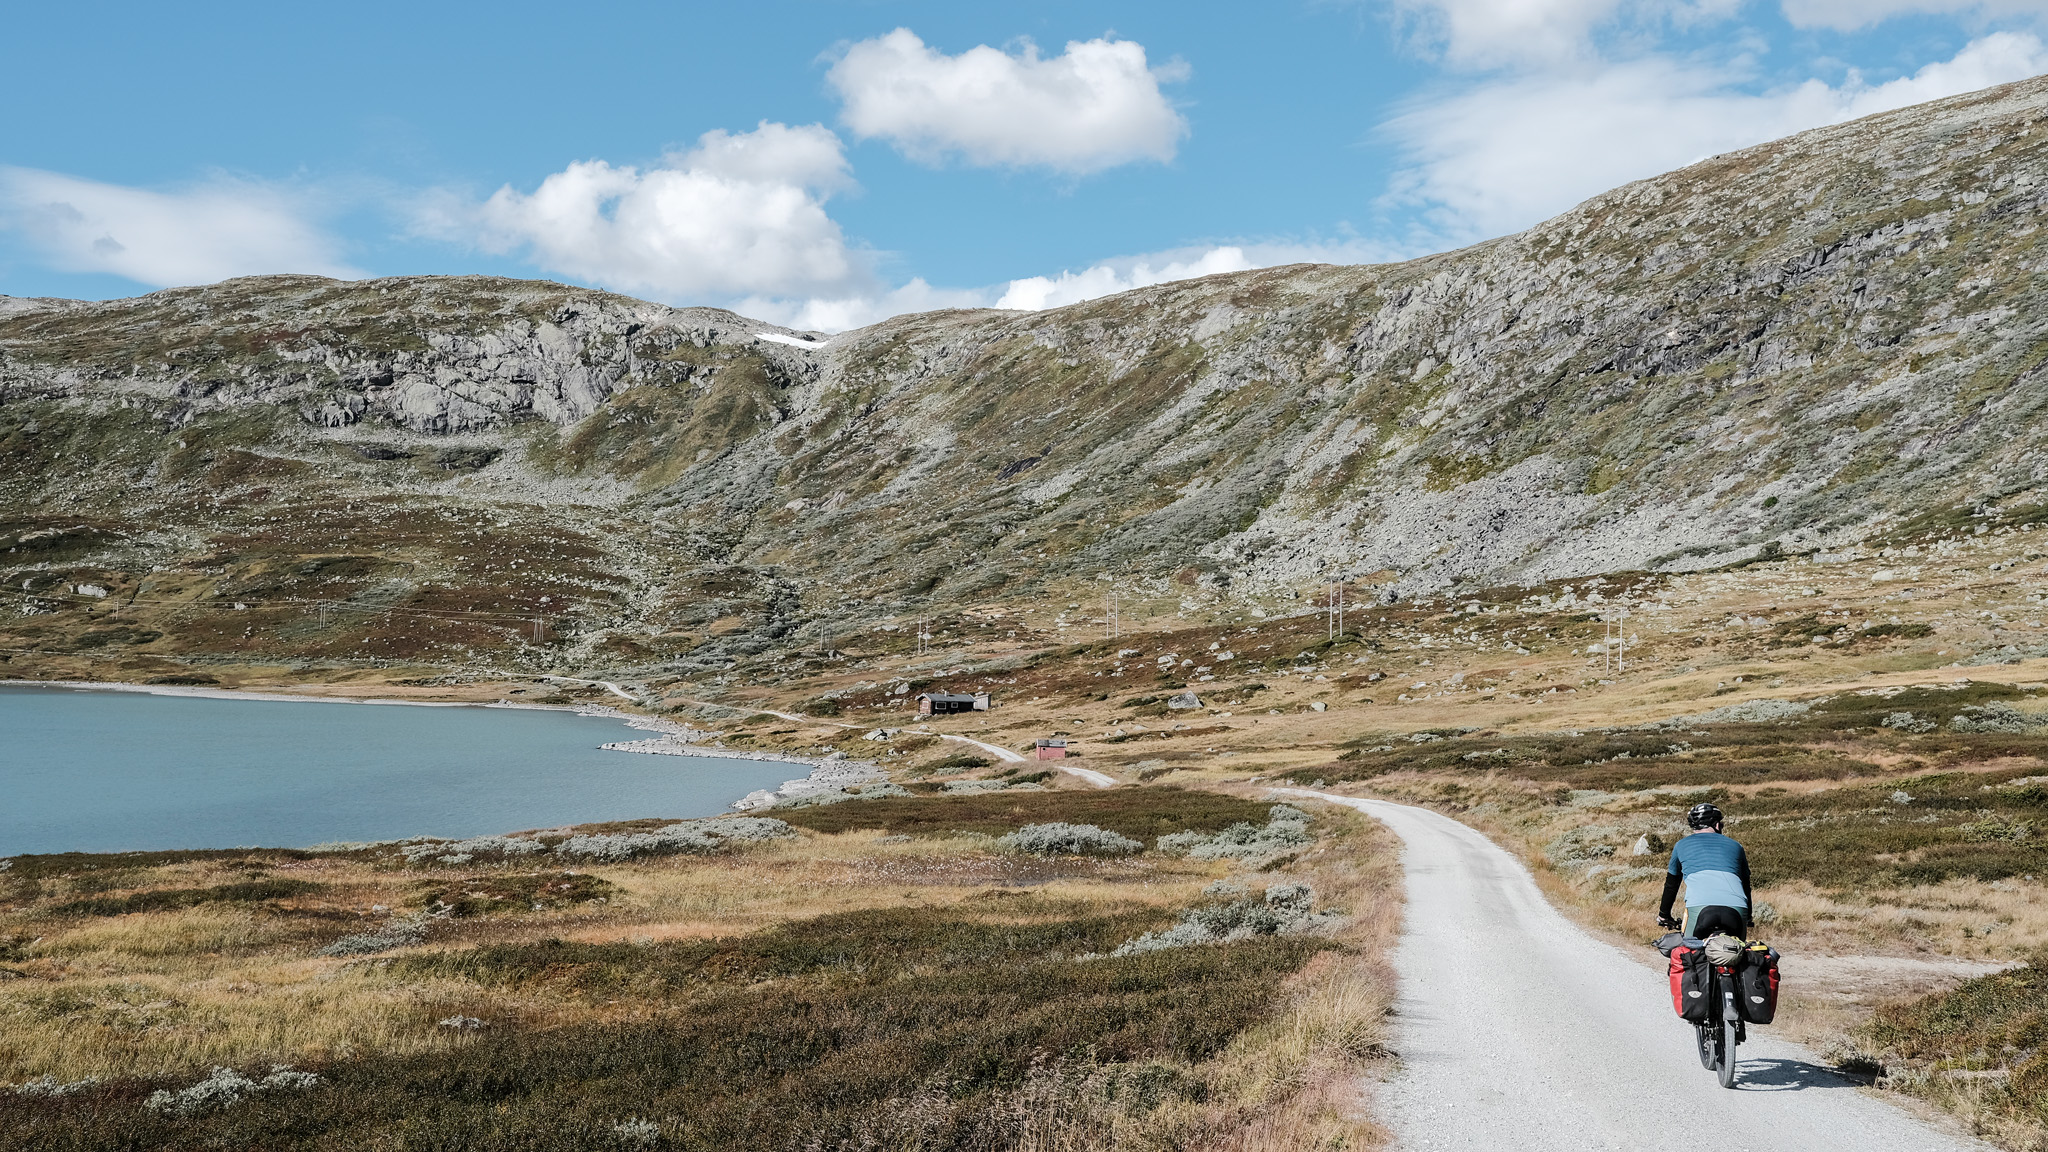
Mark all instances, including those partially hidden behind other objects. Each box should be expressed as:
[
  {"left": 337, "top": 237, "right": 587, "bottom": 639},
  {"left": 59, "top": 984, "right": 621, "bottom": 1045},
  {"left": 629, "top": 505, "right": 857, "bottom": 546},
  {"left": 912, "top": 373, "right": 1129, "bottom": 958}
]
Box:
[
  {"left": 1717, "top": 1017, "right": 1739, "bottom": 1088},
  {"left": 1696, "top": 1023, "right": 1717, "bottom": 1070}
]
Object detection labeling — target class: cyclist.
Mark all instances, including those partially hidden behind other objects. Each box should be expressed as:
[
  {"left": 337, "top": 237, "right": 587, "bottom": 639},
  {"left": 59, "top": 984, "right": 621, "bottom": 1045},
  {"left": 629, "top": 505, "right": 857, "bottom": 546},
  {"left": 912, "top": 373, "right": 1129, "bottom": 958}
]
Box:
[{"left": 1655, "top": 802, "right": 1751, "bottom": 939}]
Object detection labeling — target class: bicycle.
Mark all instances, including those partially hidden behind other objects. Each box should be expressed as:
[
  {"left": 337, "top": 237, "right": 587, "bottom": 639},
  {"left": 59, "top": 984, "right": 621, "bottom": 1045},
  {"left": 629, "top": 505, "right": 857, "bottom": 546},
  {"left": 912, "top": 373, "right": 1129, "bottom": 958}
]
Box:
[
  {"left": 1693, "top": 957, "right": 1747, "bottom": 1088},
  {"left": 1661, "top": 918, "right": 1748, "bottom": 1088}
]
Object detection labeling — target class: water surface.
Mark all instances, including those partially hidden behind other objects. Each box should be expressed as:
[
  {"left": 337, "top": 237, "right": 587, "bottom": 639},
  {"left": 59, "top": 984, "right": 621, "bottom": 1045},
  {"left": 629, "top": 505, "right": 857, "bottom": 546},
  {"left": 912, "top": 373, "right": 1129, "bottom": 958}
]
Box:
[{"left": 0, "top": 685, "right": 796, "bottom": 855}]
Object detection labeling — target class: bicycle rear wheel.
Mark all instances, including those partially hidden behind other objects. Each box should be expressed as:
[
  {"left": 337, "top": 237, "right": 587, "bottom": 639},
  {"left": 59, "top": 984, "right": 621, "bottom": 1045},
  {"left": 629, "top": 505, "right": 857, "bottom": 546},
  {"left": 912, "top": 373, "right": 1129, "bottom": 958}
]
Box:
[{"left": 1717, "top": 1017, "right": 1739, "bottom": 1088}]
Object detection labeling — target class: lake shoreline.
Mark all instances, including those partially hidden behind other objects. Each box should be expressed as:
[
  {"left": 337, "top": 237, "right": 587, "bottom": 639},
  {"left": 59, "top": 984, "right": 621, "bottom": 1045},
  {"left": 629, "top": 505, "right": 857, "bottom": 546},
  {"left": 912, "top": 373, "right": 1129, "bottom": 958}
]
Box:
[
  {"left": 0, "top": 680, "right": 837, "bottom": 853},
  {"left": 0, "top": 678, "right": 581, "bottom": 712}
]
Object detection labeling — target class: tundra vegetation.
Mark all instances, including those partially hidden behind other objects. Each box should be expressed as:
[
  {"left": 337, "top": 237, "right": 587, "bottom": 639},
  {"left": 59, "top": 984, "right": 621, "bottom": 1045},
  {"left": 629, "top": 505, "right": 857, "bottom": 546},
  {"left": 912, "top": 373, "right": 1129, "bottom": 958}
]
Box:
[
  {"left": 0, "top": 792, "right": 1397, "bottom": 1151},
  {"left": 8, "top": 74, "right": 2048, "bottom": 1149}
]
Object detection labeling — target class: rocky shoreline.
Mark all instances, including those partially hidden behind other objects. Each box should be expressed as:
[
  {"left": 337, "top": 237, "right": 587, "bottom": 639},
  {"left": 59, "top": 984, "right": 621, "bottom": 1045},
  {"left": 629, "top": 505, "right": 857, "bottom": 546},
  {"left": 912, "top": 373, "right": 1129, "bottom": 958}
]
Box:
[{"left": 594, "top": 718, "right": 885, "bottom": 810}]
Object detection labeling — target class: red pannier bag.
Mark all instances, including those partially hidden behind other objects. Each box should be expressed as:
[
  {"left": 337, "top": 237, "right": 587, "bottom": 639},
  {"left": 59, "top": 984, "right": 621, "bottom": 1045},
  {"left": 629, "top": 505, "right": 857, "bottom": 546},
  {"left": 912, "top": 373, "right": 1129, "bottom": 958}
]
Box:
[
  {"left": 1737, "top": 941, "right": 1781, "bottom": 1024},
  {"left": 1659, "top": 933, "right": 1713, "bottom": 1023}
]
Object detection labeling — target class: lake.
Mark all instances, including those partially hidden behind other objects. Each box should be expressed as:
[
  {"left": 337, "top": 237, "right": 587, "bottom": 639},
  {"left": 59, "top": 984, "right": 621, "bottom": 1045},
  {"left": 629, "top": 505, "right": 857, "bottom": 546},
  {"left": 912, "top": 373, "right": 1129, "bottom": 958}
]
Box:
[{"left": 0, "top": 685, "right": 798, "bottom": 855}]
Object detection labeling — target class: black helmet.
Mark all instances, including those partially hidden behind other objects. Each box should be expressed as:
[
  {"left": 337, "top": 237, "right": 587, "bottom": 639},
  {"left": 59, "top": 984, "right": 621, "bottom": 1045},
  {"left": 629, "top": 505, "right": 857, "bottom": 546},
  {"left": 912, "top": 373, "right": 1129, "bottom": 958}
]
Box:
[{"left": 1686, "top": 802, "right": 1724, "bottom": 830}]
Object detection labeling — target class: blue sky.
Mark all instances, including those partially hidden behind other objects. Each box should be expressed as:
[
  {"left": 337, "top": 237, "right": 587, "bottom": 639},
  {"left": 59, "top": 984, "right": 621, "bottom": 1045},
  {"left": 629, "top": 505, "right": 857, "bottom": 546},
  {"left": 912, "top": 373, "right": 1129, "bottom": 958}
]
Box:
[{"left": 4, "top": 0, "right": 2046, "bottom": 328}]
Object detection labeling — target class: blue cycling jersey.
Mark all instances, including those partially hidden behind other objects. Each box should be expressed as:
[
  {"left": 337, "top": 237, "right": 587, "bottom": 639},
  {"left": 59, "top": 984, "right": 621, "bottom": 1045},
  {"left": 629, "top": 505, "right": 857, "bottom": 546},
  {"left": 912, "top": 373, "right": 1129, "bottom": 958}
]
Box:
[{"left": 1668, "top": 830, "right": 1749, "bottom": 910}]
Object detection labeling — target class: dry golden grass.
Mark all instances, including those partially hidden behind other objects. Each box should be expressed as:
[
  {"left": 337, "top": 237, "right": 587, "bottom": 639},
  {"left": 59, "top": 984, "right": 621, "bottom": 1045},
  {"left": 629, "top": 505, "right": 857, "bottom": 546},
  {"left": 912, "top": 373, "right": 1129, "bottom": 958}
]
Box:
[
  {"left": 2, "top": 801, "right": 1403, "bottom": 1152},
  {"left": 1180, "top": 810, "right": 1402, "bottom": 1151},
  {"left": 966, "top": 804, "right": 1402, "bottom": 1152},
  {"left": 0, "top": 819, "right": 1381, "bottom": 1094}
]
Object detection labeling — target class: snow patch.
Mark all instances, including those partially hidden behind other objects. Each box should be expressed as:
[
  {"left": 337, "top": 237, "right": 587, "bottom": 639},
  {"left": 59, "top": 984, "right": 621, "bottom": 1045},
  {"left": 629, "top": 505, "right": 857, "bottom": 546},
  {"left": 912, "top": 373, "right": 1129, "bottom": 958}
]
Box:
[{"left": 755, "top": 331, "right": 830, "bottom": 349}]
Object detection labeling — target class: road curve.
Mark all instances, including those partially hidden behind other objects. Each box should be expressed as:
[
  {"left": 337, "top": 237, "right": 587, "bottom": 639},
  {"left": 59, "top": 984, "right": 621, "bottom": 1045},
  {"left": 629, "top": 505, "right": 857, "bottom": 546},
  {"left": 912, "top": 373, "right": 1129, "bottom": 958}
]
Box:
[
  {"left": 1274, "top": 790, "right": 1991, "bottom": 1152},
  {"left": 932, "top": 733, "right": 1116, "bottom": 787}
]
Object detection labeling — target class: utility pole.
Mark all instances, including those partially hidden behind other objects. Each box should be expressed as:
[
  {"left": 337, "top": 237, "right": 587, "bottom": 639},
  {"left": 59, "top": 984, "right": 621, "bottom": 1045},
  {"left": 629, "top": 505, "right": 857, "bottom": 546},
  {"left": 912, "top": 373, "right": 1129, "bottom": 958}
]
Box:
[
  {"left": 1601, "top": 613, "right": 1630, "bottom": 674},
  {"left": 1109, "top": 592, "right": 1120, "bottom": 640},
  {"left": 1328, "top": 581, "right": 1345, "bottom": 640}
]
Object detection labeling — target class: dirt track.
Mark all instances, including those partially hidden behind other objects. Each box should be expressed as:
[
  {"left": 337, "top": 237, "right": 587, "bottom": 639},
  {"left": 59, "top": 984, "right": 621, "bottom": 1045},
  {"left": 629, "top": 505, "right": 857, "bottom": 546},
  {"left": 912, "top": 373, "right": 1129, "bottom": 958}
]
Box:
[{"left": 1277, "top": 790, "right": 1993, "bottom": 1152}]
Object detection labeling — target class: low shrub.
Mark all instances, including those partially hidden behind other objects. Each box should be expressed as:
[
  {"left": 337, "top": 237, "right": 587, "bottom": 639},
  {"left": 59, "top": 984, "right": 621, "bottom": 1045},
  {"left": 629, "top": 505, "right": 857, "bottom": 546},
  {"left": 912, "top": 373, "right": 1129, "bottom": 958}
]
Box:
[
  {"left": 1157, "top": 806, "right": 1312, "bottom": 861},
  {"left": 316, "top": 915, "right": 430, "bottom": 957},
  {"left": 9, "top": 1075, "right": 99, "bottom": 1098},
  {"left": 407, "top": 871, "right": 616, "bottom": 918},
  {"left": 144, "top": 1065, "right": 320, "bottom": 1116},
  {"left": 1949, "top": 702, "right": 2047, "bottom": 734},
  {"left": 53, "top": 878, "right": 322, "bottom": 917},
  {"left": 553, "top": 817, "right": 794, "bottom": 862},
  {"left": 998, "top": 823, "right": 1143, "bottom": 856},
  {"left": 397, "top": 835, "right": 547, "bottom": 867},
  {"left": 944, "top": 780, "right": 1012, "bottom": 795},
  {"left": 774, "top": 786, "right": 1273, "bottom": 840},
  {"left": 1107, "top": 883, "right": 1337, "bottom": 956}
]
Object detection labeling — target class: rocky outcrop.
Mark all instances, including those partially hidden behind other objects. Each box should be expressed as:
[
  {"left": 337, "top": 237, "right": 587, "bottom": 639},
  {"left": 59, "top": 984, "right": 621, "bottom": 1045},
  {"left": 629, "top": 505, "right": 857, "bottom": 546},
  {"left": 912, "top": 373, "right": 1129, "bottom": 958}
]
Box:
[
  {"left": 0, "top": 276, "right": 823, "bottom": 435},
  {"left": 5, "top": 75, "right": 2048, "bottom": 638}
]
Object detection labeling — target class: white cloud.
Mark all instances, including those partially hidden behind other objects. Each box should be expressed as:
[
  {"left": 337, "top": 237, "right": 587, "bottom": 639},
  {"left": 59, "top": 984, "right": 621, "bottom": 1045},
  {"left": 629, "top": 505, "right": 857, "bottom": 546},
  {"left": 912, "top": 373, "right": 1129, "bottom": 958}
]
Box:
[
  {"left": 741, "top": 278, "right": 990, "bottom": 334},
  {"left": 992, "top": 237, "right": 1409, "bottom": 312},
  {"left": 995, "top": 246, "right": 1256, "bottom": 310},
  {"left": 1388, "top": 0, "right": 1631, "bottom": 66},
  {"left": 733, "top": 239, "right": 1397, "bottom": 334},
  {"left": 1385, "top": 0, "right": 1751, "bottom": 67},
  {"left": 418, "top": 111, "right": 1299, "bottom": 333},
  {"left": 426, "top": 121, "right": 868, "bottom": 302},
  {"left": 826, "top": 28, "right": 1188, "bottom": 173},
  {"left": 1781, "top": 0, "right": 2048, "bottom": 31},
  {"left": 1386, "top": 31, "right": 2048, "bottom": 240},
  {"left": 0, "top": 168, "right": 358, "bottom": 288}
]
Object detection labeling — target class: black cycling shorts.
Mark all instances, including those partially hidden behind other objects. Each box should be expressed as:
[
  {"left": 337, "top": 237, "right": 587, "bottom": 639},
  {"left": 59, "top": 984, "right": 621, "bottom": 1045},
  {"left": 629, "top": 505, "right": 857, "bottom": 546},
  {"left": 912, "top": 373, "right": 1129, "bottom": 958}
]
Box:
[{"left": 1687, "top": 905, "right": 1748, "bottom": 938}]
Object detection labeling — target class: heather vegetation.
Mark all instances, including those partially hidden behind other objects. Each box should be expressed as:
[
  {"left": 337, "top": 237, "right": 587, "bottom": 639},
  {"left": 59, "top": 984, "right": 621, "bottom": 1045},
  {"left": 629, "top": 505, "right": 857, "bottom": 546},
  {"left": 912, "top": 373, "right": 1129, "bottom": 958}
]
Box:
[
  {"left": 772, "top": 787, "right": 1274, "bottom": 840},
  {"left": 1848, "top": 955, "right": 2048, "bottom": 1148},
  {"left": 0, "top": 793, "right": 1399, "bottom": 1151}
]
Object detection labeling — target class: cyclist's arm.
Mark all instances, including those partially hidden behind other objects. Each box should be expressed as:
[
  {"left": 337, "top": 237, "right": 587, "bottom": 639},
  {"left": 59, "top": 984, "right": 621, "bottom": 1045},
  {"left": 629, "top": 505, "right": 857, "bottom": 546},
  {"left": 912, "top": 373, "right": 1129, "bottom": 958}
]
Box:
[
  {"left": 1658, "top": 852, "right": 1684, "bottom": 921},
  {"left": 1738, "top": 848, "right": 1754, "bottom": 925}
]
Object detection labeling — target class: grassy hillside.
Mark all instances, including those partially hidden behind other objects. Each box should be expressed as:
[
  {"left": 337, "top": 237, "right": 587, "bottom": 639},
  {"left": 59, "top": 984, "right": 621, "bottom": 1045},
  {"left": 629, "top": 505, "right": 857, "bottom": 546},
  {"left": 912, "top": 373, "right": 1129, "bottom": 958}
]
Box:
[{"left": 6, "top": 77, "right": 2048, "bottom": 690}]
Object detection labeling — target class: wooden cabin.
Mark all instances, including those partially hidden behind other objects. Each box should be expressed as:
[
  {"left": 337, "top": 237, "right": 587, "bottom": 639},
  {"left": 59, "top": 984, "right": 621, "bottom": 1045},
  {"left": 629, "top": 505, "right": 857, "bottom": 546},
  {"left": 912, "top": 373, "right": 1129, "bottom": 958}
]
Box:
[{"left": 917, "top": 691, "right": 990, "bottom": 717}]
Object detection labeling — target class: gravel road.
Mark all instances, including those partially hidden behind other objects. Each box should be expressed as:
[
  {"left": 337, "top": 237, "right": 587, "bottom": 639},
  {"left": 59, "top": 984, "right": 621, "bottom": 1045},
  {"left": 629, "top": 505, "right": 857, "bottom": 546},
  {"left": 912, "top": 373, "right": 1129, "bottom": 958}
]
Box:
[{"left": 1276, "top": 790, "right": 1992, "bottom": 1152}]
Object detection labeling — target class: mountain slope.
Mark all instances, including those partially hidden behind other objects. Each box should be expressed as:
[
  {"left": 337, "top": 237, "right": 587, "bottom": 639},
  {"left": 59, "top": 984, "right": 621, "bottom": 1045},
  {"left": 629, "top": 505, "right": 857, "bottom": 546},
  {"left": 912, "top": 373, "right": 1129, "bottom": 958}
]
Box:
[{"left": 4, "top": 75, "right": 2047, "bottom": 679}]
